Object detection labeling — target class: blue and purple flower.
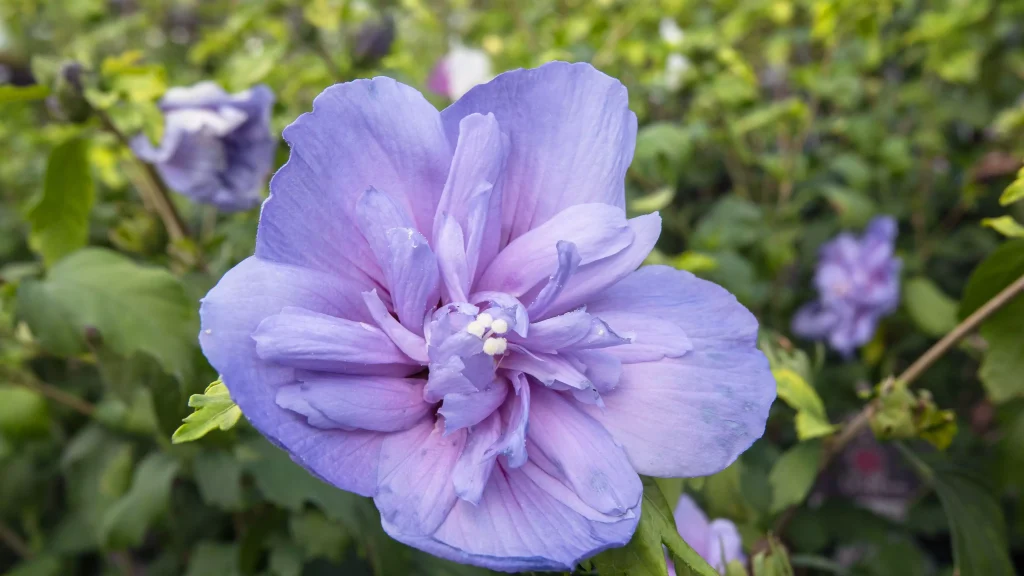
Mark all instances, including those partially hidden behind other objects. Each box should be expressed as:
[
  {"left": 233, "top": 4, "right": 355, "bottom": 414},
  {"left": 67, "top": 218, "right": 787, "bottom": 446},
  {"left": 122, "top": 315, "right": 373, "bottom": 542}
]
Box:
[
  {"left": 132, "top": 82, "right": 276, "bottom": 212},
  {"left": 199, "top": 62, "right": 775, "bottom": 571},
  {"left": 792, "top": 216, "right": 901, "bottom": 356}
]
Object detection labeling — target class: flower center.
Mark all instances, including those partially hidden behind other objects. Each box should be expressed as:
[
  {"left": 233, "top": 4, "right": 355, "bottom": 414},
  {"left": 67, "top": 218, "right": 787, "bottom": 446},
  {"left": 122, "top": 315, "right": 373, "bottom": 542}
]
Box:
[{"left": 465, "top": 312, "right": 509, "bottom": 355}]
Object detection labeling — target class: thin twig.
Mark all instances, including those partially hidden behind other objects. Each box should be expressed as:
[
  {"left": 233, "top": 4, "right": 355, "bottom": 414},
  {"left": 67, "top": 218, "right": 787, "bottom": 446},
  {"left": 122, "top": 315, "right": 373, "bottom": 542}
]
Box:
[
  {"left": 772, "top": 271, "right": 1024, "bottom": 536},
  {"left": 0, "top": 519, "right": 31, "bottom": 558},
  {"left": 95, "top": 110, "right": 190, "bottom": 242},
  {"left": 2, "top": 367, "right": 95, "bottom": 416}
]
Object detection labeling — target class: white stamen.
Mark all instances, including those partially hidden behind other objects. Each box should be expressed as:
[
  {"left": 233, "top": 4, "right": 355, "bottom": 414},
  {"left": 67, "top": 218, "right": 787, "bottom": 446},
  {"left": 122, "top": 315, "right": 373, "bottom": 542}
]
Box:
[
  {"left": 466, "top": 320, "right": 486, "bottom": 338},
  {"left": 476, "top": 312, "right": 494, "bottom": 328},
  {"left": 491, "top": 318, "right": 509, "bottom": 334},
  {"left": 482, "top": 337, "right": 507, "bottom": 356}
]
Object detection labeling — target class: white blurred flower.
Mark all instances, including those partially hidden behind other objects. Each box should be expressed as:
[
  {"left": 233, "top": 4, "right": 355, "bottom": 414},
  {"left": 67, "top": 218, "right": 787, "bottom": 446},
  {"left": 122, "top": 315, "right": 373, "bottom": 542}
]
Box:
[
  {"left": 660, "top": 17, "right": 685, "bottom": 46},
  {"left": 427, "top": 44, "right": 493, "bottom": 100},
  {"left": 664, "top": 53, "right": 691, "bottom": 91}
]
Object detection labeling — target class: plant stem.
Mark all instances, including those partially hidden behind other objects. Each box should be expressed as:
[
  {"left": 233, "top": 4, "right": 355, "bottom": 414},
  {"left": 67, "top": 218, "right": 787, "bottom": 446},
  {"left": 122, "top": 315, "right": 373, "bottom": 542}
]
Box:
[
  {"left": 2, "top": 367, "right": 95, "bottom": 416},
  {"left": 773, "top": 270, "right": 1024, "bottom": 536},
  {"left": 95, "top": 110, "right": 190, "bottom": 242},
  {"left": 0, "top": 519, "right": 31, "bottom": 558}
]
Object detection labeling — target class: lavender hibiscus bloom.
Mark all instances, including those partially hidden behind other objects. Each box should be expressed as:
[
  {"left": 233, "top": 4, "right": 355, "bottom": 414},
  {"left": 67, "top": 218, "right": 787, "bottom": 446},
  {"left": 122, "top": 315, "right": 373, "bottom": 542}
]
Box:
[
  {"left": 670, "top": 495, "right": 744, "bottom": 574},
  {"left": 131, "top": 82, "right": 275, "bottom": 212},
  {"left": 792, "top": 216, "right": 901, "bottom": 356},
  {"left": 199, "top": 62, "right": 775, "bottom": 572}
]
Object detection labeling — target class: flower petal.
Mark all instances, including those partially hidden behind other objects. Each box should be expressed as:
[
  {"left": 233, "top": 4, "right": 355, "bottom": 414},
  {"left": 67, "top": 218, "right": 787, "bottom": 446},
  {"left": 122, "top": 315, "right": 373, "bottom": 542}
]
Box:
[
  {"left": 441, "top": 61, "right": 637, "bottom": 245},
  {"left": 382, "top": 459, "right": 639, "bottom": 572},
  {"left": 375, "top": 419, "right": 466, "bottom": 536},
  {"left": 581, "top": 266, "right": 775, "bottom": 477},
  {"left": 528, "top": 386, "right": 642, "bottom": 516},
  {"left": 199, "top": 257, "right": 386, "bottom": 496},
  {"left": 527, "top": 241, "right": 581, "bottom": 318},
  {"left": 253, "top": 307, "right": 418, "bottom": 372},
  {"left": 672, "top": 495, "right": 711, "bottom": 561},
  {"left": 257, "top": 78, "right": 451, "bottom": 286},
  {"left": 439, "top": 377, "right": 509, "bottom": 434},
  {"left": 434, "top": 113, "right": 508, "bottom": 286},
  {"left": 435, "top": 215, "right": 470, "bottom": 303},
  {"left": 451, "top": 411, "right": 503, "bottom": 504},
  {"left": 486, "top": 374, "right": 530, "bottom": 468},
  {"left": 361, "top": 290, "right": 429, "bottom": 364},
  {"left": 476, "top": 203, "right": 634, "bottom": 296},
  {"left": 276, "top": 375, "right": 431, "bottom": 432}
]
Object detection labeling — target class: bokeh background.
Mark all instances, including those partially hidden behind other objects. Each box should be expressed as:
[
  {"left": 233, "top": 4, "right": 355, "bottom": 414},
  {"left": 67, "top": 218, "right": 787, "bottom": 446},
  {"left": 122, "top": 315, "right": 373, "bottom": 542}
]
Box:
[{"left": 1, "top": 0, "right": 1024, "bottom": 575}]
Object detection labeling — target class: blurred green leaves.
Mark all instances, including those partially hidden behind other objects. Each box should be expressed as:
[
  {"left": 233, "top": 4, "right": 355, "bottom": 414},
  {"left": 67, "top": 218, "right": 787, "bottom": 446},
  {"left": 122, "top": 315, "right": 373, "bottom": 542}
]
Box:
[
  {"left": 773, "top": 369, "right": 836, "bottom": 440},
  {"left": 903, "top": 277, "right": 958, "bottom": 338},
  {"left": 768, "top": 441, "right": 821, "bottom": 514},
  {"left": 26, "top": 137, "right": 95, "bottom": 267},
  {"left": 0, "top": 386, "right": 49, "bottom": 438},
  {"left": 17, "top": 248, "right": 198, "bottom": 382},
  {"left": 100, "top": 451, "right": 180, "bottom": 549},
  {"left": 869, "top": 380, "right": 957, "bottom": 450}
]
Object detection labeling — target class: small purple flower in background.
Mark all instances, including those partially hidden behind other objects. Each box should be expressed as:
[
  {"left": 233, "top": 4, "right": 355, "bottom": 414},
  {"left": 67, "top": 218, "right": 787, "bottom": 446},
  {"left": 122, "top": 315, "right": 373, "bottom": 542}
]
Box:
[
  {"left": 426, "top": 44, "right": 492, "bottom": 100},
  {"left": 670, "top": 495, "right": 744, "bottom": 574},
  {"left": 132, "top": 82, "right": 275, "bottom": 212},
  {"left": 200, "top": 62, "right": 775, "bottom": 571},
  {"left": 792, "top": 216, "right": 901, "bottom": 356}
]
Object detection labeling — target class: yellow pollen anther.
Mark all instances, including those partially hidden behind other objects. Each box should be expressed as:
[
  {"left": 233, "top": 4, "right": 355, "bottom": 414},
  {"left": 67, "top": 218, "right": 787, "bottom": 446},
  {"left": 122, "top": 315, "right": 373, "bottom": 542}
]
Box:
[
  {"left": 482, "top": 337, "right": 507, "bottom": 356},
  {"left": 491, "top": 318, "right": 509, "bottom": 334},
  {"left": 476, "top": 312, "right": 494, "bottom": 328},
  {"left": 466, "top": 320, "right": 486, "bottom": 338}
]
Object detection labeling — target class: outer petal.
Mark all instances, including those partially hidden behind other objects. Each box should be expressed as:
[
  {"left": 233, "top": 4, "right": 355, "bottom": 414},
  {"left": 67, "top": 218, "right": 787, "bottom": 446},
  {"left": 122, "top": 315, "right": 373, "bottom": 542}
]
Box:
[
  {"left": 375, "top": 419, "right": 466, "bottom": 536},
  {"left": 257, "top": 78, "right": 451, "bottom": 285},
  {"left": 582, "top": 266, "right": 775, "bottom": 477},
  {"left": 441, "top": 62, "right": 637, "bottom": 245},
  {"left": 275, "top": 375, "right": 431, "bottom": 432},
  {"left": 383, "top": 459, "right": 640, "bottom": 572},
  {"left": 199, "top": 257, "right": 384, "bottom": 496}
]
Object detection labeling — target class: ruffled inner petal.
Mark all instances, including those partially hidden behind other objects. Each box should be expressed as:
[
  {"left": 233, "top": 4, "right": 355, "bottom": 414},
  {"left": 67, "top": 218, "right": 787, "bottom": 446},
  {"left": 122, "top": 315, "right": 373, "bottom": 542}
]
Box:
[{"left": 275, "top": 374, "right": 430, "bottom": 432}]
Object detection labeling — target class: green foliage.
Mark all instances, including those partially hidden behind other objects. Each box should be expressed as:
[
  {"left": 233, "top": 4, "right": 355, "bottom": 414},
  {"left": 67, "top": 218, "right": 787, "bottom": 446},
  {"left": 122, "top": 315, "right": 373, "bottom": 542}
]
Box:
[
  {"left": 960, "top": 240, "right": 1024, "bottom": 403},
  {"left": 1, "top": 0, "right": 1023, "bottom": 574},
  {"left": 172, "top": 379, "right": 242, "bottom": 444},
  {"left": 590, "top": 477, "right": 718, "bottom": 576}
]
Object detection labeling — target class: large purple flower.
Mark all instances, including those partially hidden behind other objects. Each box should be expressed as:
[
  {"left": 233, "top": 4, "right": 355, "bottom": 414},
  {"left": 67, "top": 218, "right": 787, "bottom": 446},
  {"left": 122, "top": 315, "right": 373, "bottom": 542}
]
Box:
[
  {"left": 670, "top": 495, "right": 744, "bottom": 575},
  {"left": 132, "top": 82, "right": 276, "bottom": 212},
  {"left": 792, "top": 216, "right": 901, "bottom": 356},
  {"left": 199, "top": 62, "right": 775, "bottom": 572}
]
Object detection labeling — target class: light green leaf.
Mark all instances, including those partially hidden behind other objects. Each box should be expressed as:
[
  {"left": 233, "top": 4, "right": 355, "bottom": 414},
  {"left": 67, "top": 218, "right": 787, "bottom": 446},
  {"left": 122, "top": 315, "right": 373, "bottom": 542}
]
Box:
[
  {"left": 900, "top": 447, "right": 1015, "bottom": 576},
  {"left": 999, "top": 167, "right": 1024, "bottom": 206},
  {"left": 16, "top": 248, "right": 198, "bottom": 382},
  {"left": 26, "top": 138, "right": 95, "bottom": 267},
  {"left": 960, "top": 240, "right": 1024, "bottom": 403},
  {"left": 769, "top": 441, "right": 822, "bottom": 514},
  {"left": 0, "top": 385, "right": 50, "bottom": 438},
  {"left": 100, "top": 451, "right": 180, "bottom": 549},
  {"left": 982, "top": 216, "right": 1024, "bottom": 238},
  {"left": 3, "top": 556, "right": 63, "bottom": 576},
  {"left": 172, "top": 380, "right": 242, "bottom": 444},
  {"left": 629, "top": 187, "right": 676, "bottom": 213},
  {"left": 591, "top": 477, "right": 718, "bottom": 576},
  {"left": 903, "top": 277, "right": 958, "bottom": 337},
  {"left": 673, "top": 251, "right": 718, "bottom": 273},
  {"left": 750, "top": 538, "right": 795, "bottom": 576},
  {"left": 0, "top": 84, "right": 50, "bottom": 104},
  {"left": 193, "top": 449, "right": 244, "bottom": 510},
  {"left": 772, "top": 369, "right": 835, "bottom": 440}
]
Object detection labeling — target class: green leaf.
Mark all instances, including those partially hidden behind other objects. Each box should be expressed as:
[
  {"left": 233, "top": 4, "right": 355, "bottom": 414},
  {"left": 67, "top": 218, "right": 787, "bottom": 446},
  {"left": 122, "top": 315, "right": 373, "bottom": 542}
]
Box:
[
  {"left": 0, "top": 84, "right": 50, "bottom": 104},
  {"left": 0, "top": 385, "right": 50, "bottom": 438},
  {"left": 899, "top": 447, "right": 1015, "bottom": 576},
  {"left": 185, "top": 542, "right": 241, "bottom": 576},
  {"left": 16, "top": 248, "right": 198, "bottom": 382},
  {"left": 193, "top": 449, "right": 244, "bottom": 510},
  {"left": 772, "top": 369, "right": 835, "bottom": 440},
  {"left": 769, "top": 441, "right": 822, "bottom": 514},
  {"left": 999, "top": 167, "right": 1024, "bottom": 206},
  {"left": 172, "top": 380, "right": 242, "bottom": 444},
  {"left": 591, "top": 477, "right": 718, "bottom": 576},
  {"left": 903, "top": 277, "right": 958, "bottom": 337},
  {"left": 982, "top": 216, "right": 1024, "bottom": 238},
  {"left": 960, "top": 240, "right": 1024, "bottom": 403},
  {"left": 3, "top": 556, "right": 63, "bottom": 576},
  {"left": 26, "top": 137, "right": 95, "bottom": 266},
  {"left": 100, "top": 451, "right": 180, "bottom": 549},
  {"left": 289, "top": 509, "right": 350, "bottom": 562}
]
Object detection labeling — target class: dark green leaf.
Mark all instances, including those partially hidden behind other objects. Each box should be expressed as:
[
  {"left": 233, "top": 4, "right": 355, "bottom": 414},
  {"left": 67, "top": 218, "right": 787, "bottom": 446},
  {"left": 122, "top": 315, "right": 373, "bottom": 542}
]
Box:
[
  {"left": 193, "top": 449, "right": 244, "bottom": 510},
  {"left": 100, "top": 451, "right": 181, "bottom": 549},
  {"left": 903, "top": 277, "right": 958, "bottom": 337},
  {"left": 185, "top": 542, "right": 241, "bottom": 576},
  {"left": 0, "top": 385, "right": 50, "bottom": 438},
  {"left": 960, "top": 240, "right": 1024, "bottom": 403},
  {"left": 16, "top": 248, "right": 198, "bottom": 382},
  {"left": 289, "top": 509, "right": 351, "bottom": 562},
  {"left": 26, "top": 137, "right": 95, "bottom": 266}
]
